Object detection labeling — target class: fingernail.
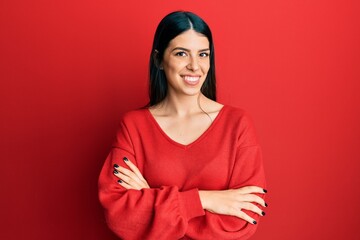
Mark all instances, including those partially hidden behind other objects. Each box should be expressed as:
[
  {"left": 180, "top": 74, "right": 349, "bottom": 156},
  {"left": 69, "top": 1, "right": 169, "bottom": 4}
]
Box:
[
  {"left": 114, "top": 164, "right": 119, "bottom": 168},
  {"left": 263, "top": 189, "right": 267, "bottom": 193},
  {"left": 117, "top": 179, "right": 122, "bottom": 184},
  {"left": 113, "top": 169, "right": 118, "bottom": 174},
  {"left": 262, "top": 211, "right": 266, "bottom": 216},
  {"left": 123, "top": 157, "right": 129, "bottom": 162},
  {"left": 265, "top": 202, "right": 268, "bottom": 207},
  {"left": 253, "top": 220, "right": 257, "bottom": 225}
]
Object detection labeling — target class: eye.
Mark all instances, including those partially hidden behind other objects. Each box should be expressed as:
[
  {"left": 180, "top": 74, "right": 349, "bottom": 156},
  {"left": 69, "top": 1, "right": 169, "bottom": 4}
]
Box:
[
  {"left": 199, "top": 52, "right": 210, "bottom": 58},
  {"left": 175, "top": 51, "right": 187, "bottom": 57}
]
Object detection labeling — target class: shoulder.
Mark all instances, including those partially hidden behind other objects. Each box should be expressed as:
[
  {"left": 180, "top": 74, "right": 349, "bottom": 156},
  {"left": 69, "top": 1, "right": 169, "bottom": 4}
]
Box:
[
  {"left": 221, "top": 105, "right": 254, "bottom": 124},
  {"left": 120, "top": 108, "right": 148, "bottom": 121},
  {"left": 220, "top": 105, "right": 259, "bottom": 146},
  {"left": 117, "top": 108, "right": 150, "bottom": 130},
  {"left": 112, "top": 108, "right": 150, "bottom": 145}
]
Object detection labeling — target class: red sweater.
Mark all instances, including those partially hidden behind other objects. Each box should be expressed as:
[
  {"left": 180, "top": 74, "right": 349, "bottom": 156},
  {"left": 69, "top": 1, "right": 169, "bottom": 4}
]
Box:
[{"left": 98, "top": 105, "right": 266, "bottom": 240}]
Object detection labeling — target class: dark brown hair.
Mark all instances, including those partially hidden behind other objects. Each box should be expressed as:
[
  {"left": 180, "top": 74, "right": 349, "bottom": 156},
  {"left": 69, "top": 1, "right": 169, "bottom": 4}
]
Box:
[{"left": 149, "top": 11, "right": 216, "bottom": 106}]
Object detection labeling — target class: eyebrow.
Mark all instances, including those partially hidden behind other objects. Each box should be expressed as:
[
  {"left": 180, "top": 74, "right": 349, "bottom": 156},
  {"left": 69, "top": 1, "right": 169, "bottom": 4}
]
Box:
[{"left": 171, "top": 47, "right": 210, "bottom": 52}]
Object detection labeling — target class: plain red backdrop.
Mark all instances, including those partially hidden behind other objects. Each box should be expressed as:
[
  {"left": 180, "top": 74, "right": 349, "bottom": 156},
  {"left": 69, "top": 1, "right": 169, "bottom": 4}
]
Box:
[{"left": 1, "top": 0, "right": 360, "bottom": 239}]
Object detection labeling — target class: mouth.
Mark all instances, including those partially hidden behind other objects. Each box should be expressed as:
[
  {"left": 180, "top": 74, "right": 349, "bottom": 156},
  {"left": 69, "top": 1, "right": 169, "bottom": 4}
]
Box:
[{"left": 182, "top": 75, "right": 201, "bottom": 86}]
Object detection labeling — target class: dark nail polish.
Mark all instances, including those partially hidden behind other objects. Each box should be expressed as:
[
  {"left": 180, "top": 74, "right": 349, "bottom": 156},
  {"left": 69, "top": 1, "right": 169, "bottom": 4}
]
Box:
[
  {"left": 123, "top": 157, "right": 129, "bottom": 161},
  {"left": 253, "top": 220, "right": 257, "bottom": 225},
  {"left": 262, "top": 211, "right": 266, "bottom": 216},
  {"left": 263, "top": 189, "right": 267, "bottom": 193},
  {"left": 114, "top": 164, "right": 119, "bottom": 168},
  {"left": 113, "top": 169, "right": 118, "bottom": 174},
  {"left": 117, "top": 179, "right": 122, "bottom": 184},
  {"left": 265, "top": 203, "right": 268, "bottom": 207}
]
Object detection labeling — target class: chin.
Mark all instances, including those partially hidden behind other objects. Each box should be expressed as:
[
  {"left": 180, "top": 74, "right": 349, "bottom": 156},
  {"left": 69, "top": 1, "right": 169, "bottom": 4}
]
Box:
[{"left": 182, "top": 89, "right": 202, "bottom": 96}]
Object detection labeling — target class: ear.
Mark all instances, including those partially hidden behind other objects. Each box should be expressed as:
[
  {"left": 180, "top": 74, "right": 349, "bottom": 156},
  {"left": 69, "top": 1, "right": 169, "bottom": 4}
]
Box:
[{"left": 153, "top": 49, "right": 163, "bottom": 70}]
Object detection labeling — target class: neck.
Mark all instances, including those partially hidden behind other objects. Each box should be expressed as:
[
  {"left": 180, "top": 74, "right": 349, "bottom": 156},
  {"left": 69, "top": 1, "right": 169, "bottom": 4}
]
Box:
[{"left": 158, "top": 93, "right": 206, "bottom": 117}]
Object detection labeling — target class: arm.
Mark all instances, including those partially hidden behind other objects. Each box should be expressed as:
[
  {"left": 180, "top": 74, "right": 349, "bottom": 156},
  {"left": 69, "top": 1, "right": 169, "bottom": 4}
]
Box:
[
  {"left": 98, "top": 122, "right": 205, "bottom": 240},
  {"left": 115, "top": 151, "right": 266, "bottom": 224},
  {"left": 189, "top": 145, "right": 267, "bottom": 239},
  {"left": 198, "top": 185, "right": 267, "bottom": 225},
  {"left": 183, "top": 112, "right": 267, "bottom": 239},
  {"left": 112, "top": 145, "right": 267, "bottom": 240}
]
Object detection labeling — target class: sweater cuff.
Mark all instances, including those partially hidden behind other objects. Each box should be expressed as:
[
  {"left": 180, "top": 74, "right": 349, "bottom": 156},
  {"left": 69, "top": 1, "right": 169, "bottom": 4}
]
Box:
[{"left": 178, "top": 188, "right": 205, "bottom": 221}]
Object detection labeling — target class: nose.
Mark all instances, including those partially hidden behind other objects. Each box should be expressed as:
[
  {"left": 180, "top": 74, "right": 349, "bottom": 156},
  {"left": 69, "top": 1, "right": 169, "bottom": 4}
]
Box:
[{"left": 186, "top": 56, "right": 199, "bottom": 71}]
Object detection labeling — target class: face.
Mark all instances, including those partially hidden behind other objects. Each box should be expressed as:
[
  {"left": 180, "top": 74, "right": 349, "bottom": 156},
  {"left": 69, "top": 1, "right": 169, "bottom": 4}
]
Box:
[{"left": 161, "top": 29, "right": 210, "bottom": 98}]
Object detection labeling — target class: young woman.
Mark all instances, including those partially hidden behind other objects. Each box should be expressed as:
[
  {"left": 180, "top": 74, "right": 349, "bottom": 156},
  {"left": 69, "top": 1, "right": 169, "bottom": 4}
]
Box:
[{"left": 98, "top": 11, "right": 267, "bottom": 240}]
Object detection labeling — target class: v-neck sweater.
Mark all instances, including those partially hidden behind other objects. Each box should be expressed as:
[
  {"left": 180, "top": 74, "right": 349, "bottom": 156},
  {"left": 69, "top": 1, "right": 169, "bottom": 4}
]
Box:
[{"left": 98, "top": 105, "right": 266, "bottom": 240}]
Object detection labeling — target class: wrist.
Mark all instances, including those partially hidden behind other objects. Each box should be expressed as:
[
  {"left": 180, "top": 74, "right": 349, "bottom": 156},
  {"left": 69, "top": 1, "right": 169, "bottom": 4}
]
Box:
[{"left": 198, "top": 190, "right": 210, "bottom": 210}]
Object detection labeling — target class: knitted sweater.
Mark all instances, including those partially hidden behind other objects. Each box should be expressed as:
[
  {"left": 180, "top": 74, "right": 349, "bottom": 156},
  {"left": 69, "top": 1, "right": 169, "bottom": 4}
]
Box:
[{"left": 98, "top": 105, "right": 266, "bottom": 239}]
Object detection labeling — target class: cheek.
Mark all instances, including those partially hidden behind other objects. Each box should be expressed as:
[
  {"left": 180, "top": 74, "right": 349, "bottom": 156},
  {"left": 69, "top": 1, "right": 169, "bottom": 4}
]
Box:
[
  {"left": 163, "top": 63, "right": 181, "bottom": 82},
  {"left": 164, "top": 60, "right": 184, "bottom": 73},
  {"left": 201, "top": 62, "right": 210, "bottom": 74}
]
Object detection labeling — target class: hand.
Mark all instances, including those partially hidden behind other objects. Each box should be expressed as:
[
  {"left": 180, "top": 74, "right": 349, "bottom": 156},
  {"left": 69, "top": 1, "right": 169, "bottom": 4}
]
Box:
[
  {"left": 113, "top": 157, "right": 150, "bottom": 190},
  {"left": 198, "top": 186, "right": 267, "bottom": 224}
]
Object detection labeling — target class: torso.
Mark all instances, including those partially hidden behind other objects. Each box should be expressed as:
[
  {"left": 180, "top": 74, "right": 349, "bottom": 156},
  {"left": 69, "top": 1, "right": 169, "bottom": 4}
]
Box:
[
  {"left": 118, "top": 105, "right": 257, "bottom": 190},
  {"left": 148, "top": 100, "right": 223, "bottom": 145}
]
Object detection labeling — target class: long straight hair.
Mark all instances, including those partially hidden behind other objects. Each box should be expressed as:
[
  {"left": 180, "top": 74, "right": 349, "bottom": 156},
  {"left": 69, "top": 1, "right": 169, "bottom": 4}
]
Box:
[{"left": 149, "top": 11, "right": 216, "bottom": 106}]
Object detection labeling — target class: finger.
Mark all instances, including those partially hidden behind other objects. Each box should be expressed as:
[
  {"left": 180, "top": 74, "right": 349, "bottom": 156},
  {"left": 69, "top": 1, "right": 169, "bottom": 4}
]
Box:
[
  {"left": 116, "top": 166, "right": 142, "bottom": 184},
  {"left": 114, "top": 169, "right": 142, "bottom": 189},
  {"left": 233, "top": 210, "right": 258, "bottom": 225},
  {"left": 240, "top": 194, "right": 267, "bottom": 208},
  {"left": 240, "top": 202, "right": 265, "bottom": 217},
  {"left": 117, "top": 178, "right": 139, "bottom": 190},
  {"left": 122, "top": 158, "right": 150, "bottom": 188},
  {"left": 123, "top": 157, "right": 146, "bottom": 181},
  {"left": 114, "top": 163, "right": 149, "bottom": 188},
  {"left": 237, "top": 186, "right": 267, "bottom": 195},
  {"left": 141, "top": 179, "right": 150, "bottom": 188}
]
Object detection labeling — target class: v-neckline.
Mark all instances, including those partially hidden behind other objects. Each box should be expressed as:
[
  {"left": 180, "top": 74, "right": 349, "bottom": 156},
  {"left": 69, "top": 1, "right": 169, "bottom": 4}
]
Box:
[{"left": 146, "top": 105, "right": 227, "bottom": 149}]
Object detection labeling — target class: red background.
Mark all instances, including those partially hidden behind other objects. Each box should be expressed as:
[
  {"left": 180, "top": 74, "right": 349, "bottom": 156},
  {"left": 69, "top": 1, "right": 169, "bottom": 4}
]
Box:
[{"left": 1, "top": 0, "right": 360, "bottom": 239}]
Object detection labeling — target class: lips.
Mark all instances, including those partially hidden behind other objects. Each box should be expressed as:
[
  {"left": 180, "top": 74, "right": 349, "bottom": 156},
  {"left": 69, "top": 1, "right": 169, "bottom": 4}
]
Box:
[{"left": 182, "top": 75, "right": 201, "bottom": 86}]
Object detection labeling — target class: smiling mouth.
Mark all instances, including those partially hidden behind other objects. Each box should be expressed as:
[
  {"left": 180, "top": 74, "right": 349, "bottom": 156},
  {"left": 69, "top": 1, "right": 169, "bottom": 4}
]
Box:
[{"left": 182, "top": 75, "right": 201, "bottom": 85}]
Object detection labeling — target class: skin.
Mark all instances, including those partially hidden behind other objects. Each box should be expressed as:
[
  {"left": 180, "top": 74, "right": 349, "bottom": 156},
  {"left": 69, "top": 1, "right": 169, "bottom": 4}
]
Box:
[
  {"left": 113, "top": 29, "right": 267, "bottom": 225},
  {"left": 151, "top": 29, "right": 223, "bottom": 145}
]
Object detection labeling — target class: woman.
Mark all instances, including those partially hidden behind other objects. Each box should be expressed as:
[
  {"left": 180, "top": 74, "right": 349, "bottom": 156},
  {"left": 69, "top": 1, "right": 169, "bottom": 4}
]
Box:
[{"left": 98, "top": 11, "right": 267, "bottom": 240}]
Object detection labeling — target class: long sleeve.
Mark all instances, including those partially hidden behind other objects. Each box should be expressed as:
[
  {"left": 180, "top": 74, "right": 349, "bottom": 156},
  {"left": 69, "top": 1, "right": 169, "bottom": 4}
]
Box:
[
  {"left": 185, "top": 113, "right": 266, "bottom": 240},
  {"left": 98, "top": 121, "right": 205, "bottom": 240},
  {"left": 98, "top": 107, "right": 266, "bottom": 239}
]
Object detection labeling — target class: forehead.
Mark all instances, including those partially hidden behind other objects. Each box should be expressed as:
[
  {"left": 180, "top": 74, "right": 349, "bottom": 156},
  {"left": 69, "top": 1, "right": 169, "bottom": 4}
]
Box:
[{"left": 167, "top": 29, "right": 209, "bottom": 49}]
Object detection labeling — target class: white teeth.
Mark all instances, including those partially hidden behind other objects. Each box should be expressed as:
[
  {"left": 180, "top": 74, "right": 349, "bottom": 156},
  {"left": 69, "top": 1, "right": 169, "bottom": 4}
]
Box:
[{"left": 184, "top": 76, "right": 200, "bottom": 82}]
